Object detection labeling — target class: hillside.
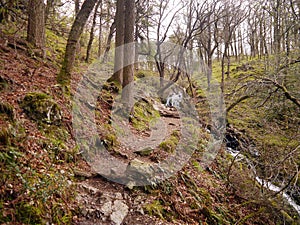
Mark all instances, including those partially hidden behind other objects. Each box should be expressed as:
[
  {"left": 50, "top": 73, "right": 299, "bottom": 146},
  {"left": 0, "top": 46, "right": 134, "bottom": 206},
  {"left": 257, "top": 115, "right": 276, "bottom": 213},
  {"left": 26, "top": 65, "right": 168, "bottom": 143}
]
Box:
[{"left": 1, "top": 29, "right": 300, "bottom": 225}]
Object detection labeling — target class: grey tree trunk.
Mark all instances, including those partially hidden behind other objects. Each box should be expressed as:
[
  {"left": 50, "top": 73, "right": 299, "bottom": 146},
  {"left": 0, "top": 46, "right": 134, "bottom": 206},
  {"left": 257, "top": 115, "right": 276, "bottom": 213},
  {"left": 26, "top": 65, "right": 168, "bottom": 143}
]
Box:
[
  {"left": 108, "top": 0, "right": 125, "bottom": 85},
  {"left": 97, "top": 2, "right": 103, "bottom": 57},
  {"left": 101, "top": 21, "right": 116, "bottom": 62},
  {"left": 121, "top": 0, "right": 135, "bottom": 106},
  {"left": 58, "top": 0, "right": 97, "bottom": 88},
  {"left": 86, "top": 0, "right": 101, "bottom": 63}
]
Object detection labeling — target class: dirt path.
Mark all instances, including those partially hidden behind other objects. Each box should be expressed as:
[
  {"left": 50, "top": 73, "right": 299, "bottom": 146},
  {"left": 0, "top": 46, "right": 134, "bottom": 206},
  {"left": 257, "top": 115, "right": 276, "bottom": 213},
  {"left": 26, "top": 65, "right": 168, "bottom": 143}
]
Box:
[
  {"left": 112, "top": 102, "right": 181, "bottom": 161},
  {"left": 73, "top": 103, "right": 183, "bottom": 225}
]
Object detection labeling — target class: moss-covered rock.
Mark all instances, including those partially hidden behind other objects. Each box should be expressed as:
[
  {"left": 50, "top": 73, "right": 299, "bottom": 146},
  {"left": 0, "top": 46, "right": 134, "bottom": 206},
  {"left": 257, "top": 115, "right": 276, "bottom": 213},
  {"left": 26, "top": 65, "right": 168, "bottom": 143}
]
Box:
[
  {"left": 20, "top": 92, "right": 62, "bottom": 124},
  {"left": 159, "top": 130, "right": 180, "bottom": 153},
  {"left": 130, "top": 99, "right": 160, "bottom": 132},
  {"left": 102, "top": 82, "right": 120, "bottom": 93}
]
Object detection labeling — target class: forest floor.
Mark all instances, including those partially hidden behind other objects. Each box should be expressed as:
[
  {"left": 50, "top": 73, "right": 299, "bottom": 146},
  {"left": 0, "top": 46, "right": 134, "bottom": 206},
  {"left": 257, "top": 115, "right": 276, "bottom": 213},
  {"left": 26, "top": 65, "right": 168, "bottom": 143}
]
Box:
[{"left": 0, "top": 35, "right": 299, "bottom": 225}]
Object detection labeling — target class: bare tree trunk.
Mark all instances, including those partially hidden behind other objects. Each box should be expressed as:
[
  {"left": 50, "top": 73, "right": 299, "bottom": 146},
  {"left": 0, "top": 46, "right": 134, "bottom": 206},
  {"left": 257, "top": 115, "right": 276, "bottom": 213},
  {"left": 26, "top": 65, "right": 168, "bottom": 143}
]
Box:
[
  {"left": 58, "top": 0, "right": 97, "bottom": 88},
  {"left": 273, "top": 0, "right": 281, "bottom": 69},
  {"left": 97, "top": 1, "right": 103, "bottom": 57},
  {"left": 74, "top": 0, "right": 81, "bottom": 56},
  {"left": 233, "top": 31, "right": 238, "bottom": 61},
  {"left": 134, "top": 22, "right": 139, "bottom": 71},
  {"left": 45, "top": 0, "right": 54, "bottom": 25},
  {"left": 238, "top": 29, "right": 244, "bottom": 60},
  {"left": 101, "top": 21, "right": 116, "bottom": 62},
  {"left": 27, "top": 0, "right": 45, "bottom": 50},
  {"left": 108, "top": 0, "right": 124, "bottom": 84},
  {"left": 226, "top": 48, "right": 230, "bottom": 78},
  {"left": 85, "top": 0, "right": 101, "bottom": 63},
  {"left": 75, "top": 0, "right": 80, "bottom": 15},
  {"left": 221, "top": 52, "right": 225, "bottom": 94},
  {"left": 121, "top": 0, "right": 135, "bottom": 106}
]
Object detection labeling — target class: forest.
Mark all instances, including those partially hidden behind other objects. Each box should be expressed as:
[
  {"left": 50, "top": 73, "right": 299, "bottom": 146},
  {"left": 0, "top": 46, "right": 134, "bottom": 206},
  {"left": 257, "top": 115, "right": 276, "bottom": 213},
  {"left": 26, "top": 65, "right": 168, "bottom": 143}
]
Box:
[{"left": 0, "top": 0, "right": 299, "bottom": 224}]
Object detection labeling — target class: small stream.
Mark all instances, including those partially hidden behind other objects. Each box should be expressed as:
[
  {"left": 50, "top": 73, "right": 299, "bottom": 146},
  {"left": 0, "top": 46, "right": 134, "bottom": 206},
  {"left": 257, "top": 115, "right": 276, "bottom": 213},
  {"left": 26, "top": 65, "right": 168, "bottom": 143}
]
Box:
[{"left": 227, "top": 147, "right": 300, "bottom": 215}]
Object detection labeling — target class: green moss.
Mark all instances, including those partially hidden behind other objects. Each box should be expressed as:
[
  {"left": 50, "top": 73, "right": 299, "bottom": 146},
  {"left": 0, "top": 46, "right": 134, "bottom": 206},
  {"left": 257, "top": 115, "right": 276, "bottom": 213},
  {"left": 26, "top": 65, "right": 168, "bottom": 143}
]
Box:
[
  {"left": 45, "top": 28, "right": 67, "bottom": 64},
  {"left": 192, "top": 160, "right": 204, "bottom": 172},
  {"left": 135, "top": 70, "right": 158, "bottom": 79},
  {"left": 144, "top": 200, "right": 165, "bottom": 220},
  {"left": 15, "top": 202, "right": 43, "bottom": 224},
  {"left": 130, "top": 99, "right": 160, "bottom": 132},
  {"left": 103, "top": 133, "right": 117, "bottom": 149},
  {"left": 102, "top": 82, "right": 120, "bottom": 94},
  {"left": 159, "top": 130, "right": 180, "bottom": 153},
  {"left": 40, "top": 124, "right": 69, "bottom": 141},
  {"left": 38, "top": 124, "right": 75, "bottom": 163},
  {"left": 0, "top": 101, "right": 14, "bottom": 121},
  {"left": 20, "top": 92, "right": 62, "bottom": 124},
  {"left": 0, "top": 105, "right": 73, "bottom": 225}
]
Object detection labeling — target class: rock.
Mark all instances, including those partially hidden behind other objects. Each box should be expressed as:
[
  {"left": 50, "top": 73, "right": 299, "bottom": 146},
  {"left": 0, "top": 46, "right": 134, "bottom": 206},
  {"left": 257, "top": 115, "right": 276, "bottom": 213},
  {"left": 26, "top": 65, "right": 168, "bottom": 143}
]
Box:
[
  {"left": 99, "top": 194, "right": 129, "bottom": 225},
  {"left": 80, "top": 183, "right": 101, "bottom": 195},
  {"left": 126, "top": 159, "right": 155, "bottom": 186},
  {"left": 134, "top": 147, "right": 154, "bottom": 156},
  {"left": 101, "top": 201, "right": 112, "bottom": 216},
  {"left": 126, "top": 159, "right": 154, "bottom": 177},
  {"left": 20, "top": 92, "right": 62, "bottom": 124},
  {"left": 73, "top": 168, "right": 95, "bottom": 178},
  {"left": 110, "top": 200, "right": 129, "bottom": 225}
]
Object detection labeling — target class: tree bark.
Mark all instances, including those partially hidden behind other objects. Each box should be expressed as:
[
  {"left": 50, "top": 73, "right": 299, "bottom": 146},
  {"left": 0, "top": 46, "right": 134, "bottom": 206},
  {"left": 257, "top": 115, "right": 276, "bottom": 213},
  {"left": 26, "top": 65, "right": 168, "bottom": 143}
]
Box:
[
  {"left": 75, "top": 0, "right": 80, "bottom": 15},
  {"left": 45, "top": 0, "right": 54, "bottom": 25},
  {"left": 58, "top": 0, "right": 97, "bottom": 88},
  {"left": 85, "top": 0, "right": 101, "bottom": 63},
  {"left": 101, "top": 21, "right": 116, "bottom": 62},
  {"left": 121, "top": 0, "right": 135, "bottom": 106},
  {"left": 97, "top": 1, "right": 103, "bottom": 57},
  {"left": 108, "top": 0, "right": 125, "bottom": 84},
  {"left": 27, "top": 0, "right": 45, "bottom": 49}
]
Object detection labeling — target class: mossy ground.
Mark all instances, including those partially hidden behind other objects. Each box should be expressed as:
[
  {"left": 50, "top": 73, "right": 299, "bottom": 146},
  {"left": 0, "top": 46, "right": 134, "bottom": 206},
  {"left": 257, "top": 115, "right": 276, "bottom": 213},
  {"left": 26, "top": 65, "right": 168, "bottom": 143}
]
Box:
[{"left": 130, "top": 99, "right": 160, "bottom": 132}]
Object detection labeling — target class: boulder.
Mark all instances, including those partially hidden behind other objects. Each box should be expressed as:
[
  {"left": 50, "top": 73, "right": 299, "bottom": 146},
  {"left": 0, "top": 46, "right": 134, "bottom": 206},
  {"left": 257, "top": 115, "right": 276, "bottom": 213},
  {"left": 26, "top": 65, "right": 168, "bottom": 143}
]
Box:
[{"left": 20, "top": 92, "right": 62, "bottom": 124}]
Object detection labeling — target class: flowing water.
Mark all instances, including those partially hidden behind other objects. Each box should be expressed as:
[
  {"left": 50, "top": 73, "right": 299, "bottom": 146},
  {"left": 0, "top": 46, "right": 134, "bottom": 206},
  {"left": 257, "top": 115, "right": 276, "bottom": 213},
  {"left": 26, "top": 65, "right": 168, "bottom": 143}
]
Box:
[{"left": 227, "top": 147, "right": 300, "bottom": 215}]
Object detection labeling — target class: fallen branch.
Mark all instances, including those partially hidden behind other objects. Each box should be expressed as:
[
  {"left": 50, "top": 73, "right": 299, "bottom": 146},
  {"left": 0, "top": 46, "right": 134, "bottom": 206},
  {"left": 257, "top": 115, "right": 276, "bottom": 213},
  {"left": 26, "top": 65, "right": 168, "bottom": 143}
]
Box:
[
  {"left": 226, "top": 95, "right": 251, "bottom": 113},
  {"left": 261, "top": 77, "right": 300, "bottom": 109}
]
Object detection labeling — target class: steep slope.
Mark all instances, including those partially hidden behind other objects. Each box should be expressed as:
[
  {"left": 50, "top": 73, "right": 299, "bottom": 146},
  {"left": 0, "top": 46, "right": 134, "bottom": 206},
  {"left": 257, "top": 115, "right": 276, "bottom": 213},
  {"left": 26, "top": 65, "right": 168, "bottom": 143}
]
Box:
[{"left": 0, "top": 34, "right": 299, "bottom": 225}]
